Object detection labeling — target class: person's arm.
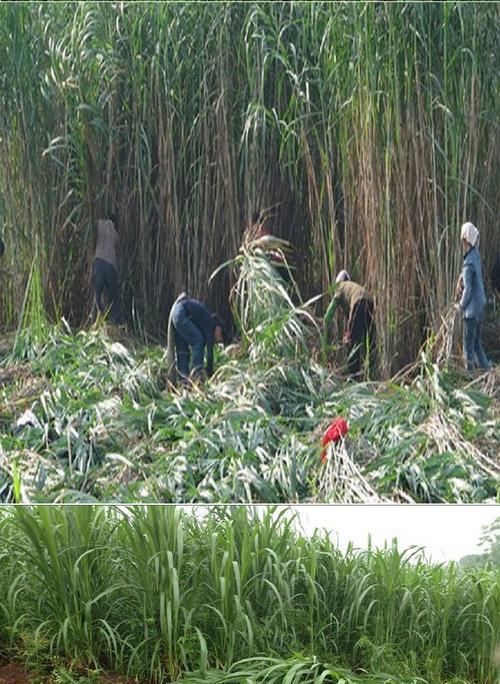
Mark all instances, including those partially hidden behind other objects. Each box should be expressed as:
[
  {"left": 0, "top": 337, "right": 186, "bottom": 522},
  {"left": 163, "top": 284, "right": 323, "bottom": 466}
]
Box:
[{"left": 459, "top": 261, "right": 474, "bottom": 311}]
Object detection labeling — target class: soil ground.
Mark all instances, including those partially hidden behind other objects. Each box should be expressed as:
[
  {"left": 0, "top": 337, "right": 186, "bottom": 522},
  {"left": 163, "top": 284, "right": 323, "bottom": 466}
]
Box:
[
  {"left": 0, "top": 663, "right": 31, "bottom": 684},
  {"left": 0, "top": 662, "right": 137, "bottom": 684}
]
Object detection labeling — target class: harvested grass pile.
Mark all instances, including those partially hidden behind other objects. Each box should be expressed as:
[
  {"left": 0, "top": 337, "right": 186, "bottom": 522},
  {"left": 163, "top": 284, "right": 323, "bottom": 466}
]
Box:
[
  {"left": 0, "top": 246, "right": 498, "bottom": 503},
  {"left": 0, "top": 322, "right": 497, "bottom": 504}
]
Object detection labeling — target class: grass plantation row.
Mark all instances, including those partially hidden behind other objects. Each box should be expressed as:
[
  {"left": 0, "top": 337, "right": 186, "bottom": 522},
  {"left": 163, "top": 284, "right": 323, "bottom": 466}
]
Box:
[{"left": 0, "top": 506, "right": 499, "bottom": 684}]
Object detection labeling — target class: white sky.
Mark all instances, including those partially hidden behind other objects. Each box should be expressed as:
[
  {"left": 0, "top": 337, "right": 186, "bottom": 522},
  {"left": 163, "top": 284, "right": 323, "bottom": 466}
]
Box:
[
  {"left": 284, "top": 505, "right": 498, "bottom": 563},
  {"left": 181, "top": 505, "right": 499, "bottom": 563}
]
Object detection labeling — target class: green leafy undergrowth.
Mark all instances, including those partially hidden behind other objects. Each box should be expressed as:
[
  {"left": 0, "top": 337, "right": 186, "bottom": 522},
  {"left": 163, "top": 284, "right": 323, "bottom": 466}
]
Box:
[{"left": 0, "top": 323, "right": 498, "bottom": 503}]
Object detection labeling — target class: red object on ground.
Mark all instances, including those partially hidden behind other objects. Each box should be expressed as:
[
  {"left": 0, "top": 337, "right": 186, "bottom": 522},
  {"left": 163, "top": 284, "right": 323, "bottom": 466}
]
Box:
[{"left": 320, "top": 417, "right": 349, "bottom": 462}]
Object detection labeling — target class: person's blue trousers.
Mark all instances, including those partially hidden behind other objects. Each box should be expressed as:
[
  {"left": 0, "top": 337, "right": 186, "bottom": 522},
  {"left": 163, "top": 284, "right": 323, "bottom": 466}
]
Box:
[
  {"left": 463, "top": 315, "right": 490, "bottom": 371},
  {"left": 172, "top": 300, "right": 205, "bottom": 377}
]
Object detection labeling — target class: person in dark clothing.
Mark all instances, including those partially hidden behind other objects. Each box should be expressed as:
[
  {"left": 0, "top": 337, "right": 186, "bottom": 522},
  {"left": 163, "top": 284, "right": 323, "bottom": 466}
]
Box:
[
  {"left": 91, "top": 214, "right": 124, "bottom": 324},
  {"left": 0, "top": 238, "right": 4, "bottom": 258},
  {"left": 168, "top": 294, "right": 224, "bottom": 380},
  {"left": 324, "top": 270, "right": 376, "bottom": 378}
]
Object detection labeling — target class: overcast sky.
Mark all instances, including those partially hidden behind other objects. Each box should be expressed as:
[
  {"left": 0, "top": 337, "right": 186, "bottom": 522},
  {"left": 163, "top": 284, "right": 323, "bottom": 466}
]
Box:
[{"left": 288, "top": 505, "right": 498, "bottom": 562}]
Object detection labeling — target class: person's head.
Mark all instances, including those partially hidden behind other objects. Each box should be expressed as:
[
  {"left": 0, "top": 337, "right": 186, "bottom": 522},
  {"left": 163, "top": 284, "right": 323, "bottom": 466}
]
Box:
[
  {"left": 104, "top": 212, "right": 117, "bottom": 229},
  {"left": 254, "top": 215, "right": 275, "bottom": 240},
  {"left": 336, "top": 270, "right": 351, "bottom": 283},
  {"left": 460, "top": 222, "right": 478, "bottom": 252},
  {"left": 212, "top": 314, "right": 227, "bottom": 344}
]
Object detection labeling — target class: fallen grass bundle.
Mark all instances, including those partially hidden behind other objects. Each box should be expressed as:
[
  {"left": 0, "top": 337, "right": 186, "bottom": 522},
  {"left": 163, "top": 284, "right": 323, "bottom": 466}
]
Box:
[
  {"left": 178, "top": 656, "right": 428, "bottom": 683},
  {"left": 0, "top": 322, "right": 498, "bottom": 504},
  {"left": 0, "top": 506, "right": 498, "bottom": 683}
]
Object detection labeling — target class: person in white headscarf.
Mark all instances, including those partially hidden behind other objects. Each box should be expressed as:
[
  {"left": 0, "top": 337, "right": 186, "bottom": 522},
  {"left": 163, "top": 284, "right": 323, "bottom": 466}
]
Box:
[{"left": 456, "top": 221, "right": 490, "bottom": 371}]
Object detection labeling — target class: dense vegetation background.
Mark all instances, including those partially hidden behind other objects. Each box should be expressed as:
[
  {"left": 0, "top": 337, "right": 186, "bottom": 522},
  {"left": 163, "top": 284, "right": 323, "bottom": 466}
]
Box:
[
  {"left": 0, "top": 2, "right": 498, "bottom": 373},
  {"left": 0, "top": 506, "right": 499, "bottom": 683}
]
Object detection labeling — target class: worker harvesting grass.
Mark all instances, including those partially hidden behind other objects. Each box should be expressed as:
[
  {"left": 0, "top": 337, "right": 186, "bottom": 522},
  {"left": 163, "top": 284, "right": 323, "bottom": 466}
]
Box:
[
  {"left": 455, "top": 221, "right": 490, "bottom": 373},
  {"left": 243, "top": 207, "right": 294, "bottom": 287},
  {"left": 91, "top": 215, "right": 124, "bottom": 325},
  {"left": 324, "top": 270, "right": 377, "bottom": 379},
  {"left": 166, "top": 293, "right": 225, "bottom": 384}
]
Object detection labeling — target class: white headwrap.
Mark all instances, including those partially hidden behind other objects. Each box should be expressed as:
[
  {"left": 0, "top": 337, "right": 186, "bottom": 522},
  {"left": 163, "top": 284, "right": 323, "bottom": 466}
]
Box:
[
  {"left": 460, "top": 222, "right": 479, "bottom": 247},
  {"left": 336, "top": 270, "right": 351, "bottom": 283}
]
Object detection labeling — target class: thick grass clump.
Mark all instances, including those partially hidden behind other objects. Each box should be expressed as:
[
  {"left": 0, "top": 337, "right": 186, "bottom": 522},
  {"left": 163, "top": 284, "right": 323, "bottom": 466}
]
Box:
[
  {"left": 0, "top": 2, "right": 498, "bottom": 373},
  {"left": 0, "top": 506, "right": 498, "bottom": 683}
]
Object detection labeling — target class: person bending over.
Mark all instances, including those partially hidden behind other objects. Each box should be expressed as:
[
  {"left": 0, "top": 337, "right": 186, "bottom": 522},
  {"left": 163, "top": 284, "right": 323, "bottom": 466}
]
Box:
[
  {"left": 167, "top": 293, "right": 225, "bottom": 382},
  {"left": 324, "top": 270, "right": 376, "bottom": 378},
  {"left": 91, "top": 214, "right": 124, "bottom": 325}
]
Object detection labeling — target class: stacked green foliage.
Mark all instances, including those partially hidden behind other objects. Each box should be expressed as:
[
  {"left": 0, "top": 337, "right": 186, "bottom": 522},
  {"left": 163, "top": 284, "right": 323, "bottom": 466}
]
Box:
[
  {"left": 0, "top": 317, "right": 498, "bottom": 504},
  {"left": 0, "top": 506, "right": 498, "bottom": 683},
  {"left": 0, "top": 2, "right": 498, "bottom": 372}
]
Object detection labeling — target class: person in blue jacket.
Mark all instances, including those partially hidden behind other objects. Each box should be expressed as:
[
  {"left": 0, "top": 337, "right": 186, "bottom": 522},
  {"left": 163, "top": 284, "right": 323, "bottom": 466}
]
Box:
[
  {"left": 166, "top": 293, "right": 225, "bottom": 381},
  {"left": 456, "top": 221, "right": 490, "bottom": 372}
]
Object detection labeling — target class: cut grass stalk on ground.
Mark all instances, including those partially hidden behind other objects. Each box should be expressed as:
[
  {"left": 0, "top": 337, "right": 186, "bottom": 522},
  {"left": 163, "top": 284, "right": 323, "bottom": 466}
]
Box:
[{"left": 1, "top": 247, "right": 498, "bottom": 504}]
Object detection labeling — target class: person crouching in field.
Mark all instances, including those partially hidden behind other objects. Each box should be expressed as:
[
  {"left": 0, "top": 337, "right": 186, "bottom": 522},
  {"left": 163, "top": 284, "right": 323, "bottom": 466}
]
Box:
[
  {"left": 166, "top": 293, "right": 225, "bottom": 383},
  {"left": 91, "top": 214, "right": 124, "bottom": 325},
  {"left": 455, "top": 221, "right": 490, "bottom": 372},
  {"left": 324, "top": 270, "right": 376, "bottom": 379}
]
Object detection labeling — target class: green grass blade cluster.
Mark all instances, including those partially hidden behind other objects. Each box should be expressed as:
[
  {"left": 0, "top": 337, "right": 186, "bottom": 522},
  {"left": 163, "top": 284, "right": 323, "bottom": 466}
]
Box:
[
  {"left": 0, "top": 266, "right": 498, "bottom": 504},
  {"left": 0, "top": 506, "right": 498, "bottom": 683}
]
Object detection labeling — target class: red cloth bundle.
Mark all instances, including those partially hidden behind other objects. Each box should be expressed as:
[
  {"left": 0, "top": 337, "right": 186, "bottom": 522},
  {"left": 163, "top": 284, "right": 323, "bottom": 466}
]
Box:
[{"left": 320, "top": 418, "right": 349, "bottom": 462}]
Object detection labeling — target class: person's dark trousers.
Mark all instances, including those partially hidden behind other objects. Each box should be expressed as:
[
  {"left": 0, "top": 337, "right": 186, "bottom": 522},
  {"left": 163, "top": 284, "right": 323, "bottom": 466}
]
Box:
[
  {"left": 463, "top": 315, "right": 490, "bottom": 371},
  {"left": 347, "top": 299, "right": 376, "bottom": 378},
  {"left": 91, "top": 257, "right": 124, "bottom": 324},
  {"left": 172, "top": 300, "right": 205, "bottom": 378}
]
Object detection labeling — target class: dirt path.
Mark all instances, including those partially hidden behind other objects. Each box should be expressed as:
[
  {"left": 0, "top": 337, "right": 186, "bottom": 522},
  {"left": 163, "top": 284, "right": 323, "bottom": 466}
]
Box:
[
  {"left": 0, "top": 662, "right": 137, "bottom": 684},
  {"left": 0, "top": 663, "right": 31, "bottom": 684}
]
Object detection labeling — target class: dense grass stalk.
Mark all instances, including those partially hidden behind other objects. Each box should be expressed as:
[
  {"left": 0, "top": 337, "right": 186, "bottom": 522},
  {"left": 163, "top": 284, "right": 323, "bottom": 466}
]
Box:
[
  {"left": 0, "top": 2, "right": 498, "bottom": 372},
  {"left": 0, "top": 506, "right": 498, "bottom": 683}
]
